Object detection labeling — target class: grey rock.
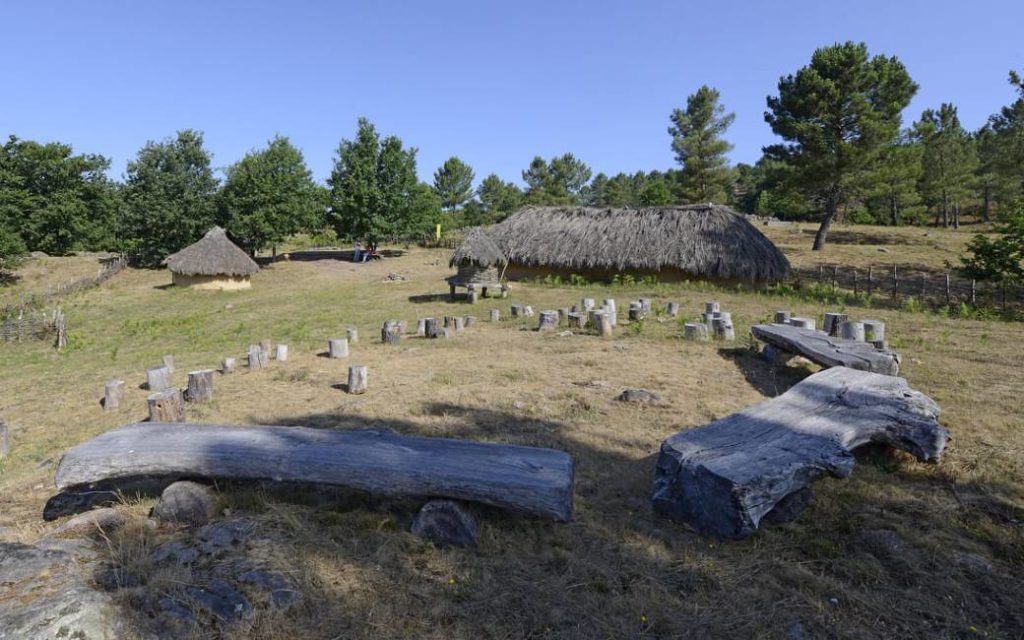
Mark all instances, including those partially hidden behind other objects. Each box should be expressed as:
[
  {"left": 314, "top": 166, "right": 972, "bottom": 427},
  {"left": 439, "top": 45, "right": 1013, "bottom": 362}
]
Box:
[
  {"left": 50, "top": 507, "right": 127, "bottom": 538},
  {"left": 616, "top": 388, "right": 662, "bottom": 404},
  {"left": 43, "top": 489, "right": 121, "bottom": 521},
  {"left": 187, "top": 579, "right": 253, "bottom": 624},
  {"left": 151, "top": 540, "right": 200, "bottom": 566},
  {"left": 158, "top": 596, "right": 198, "bottom": 628},
  {"left": 954, "top": 552, "right": 994, "bottom": 574},
  {"left": 237, "top": 570, "right": 301, "bottom": 608},
  {"left": 151, "top": 481, "right": 219, "bottom": 526},
  {"left": 411, "top": 500, "right": 478, "bottom": 548},
  {"left": 785, "top": 621, "right": 811, "bottom": 640},
  {"left": 860, "top": 529, "right": 904, "bottom": 556},
  {"left": 95, "top": 565, "right": 143, "bottom": 591},
  {"left": 197, "top": 519, "right": 254, "bottom": 555}
]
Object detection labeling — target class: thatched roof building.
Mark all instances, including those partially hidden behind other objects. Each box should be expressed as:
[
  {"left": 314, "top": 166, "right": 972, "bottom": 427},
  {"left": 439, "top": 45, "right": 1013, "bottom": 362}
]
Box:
[
  {"left": 164, "top": 227, "right": 259, "bottom": 290},
  {"left": 487, "top": 205, "right": 790, "bottom": 283},
  {"left": 448, "top": 227, "right": 507, "bottom": 284}
]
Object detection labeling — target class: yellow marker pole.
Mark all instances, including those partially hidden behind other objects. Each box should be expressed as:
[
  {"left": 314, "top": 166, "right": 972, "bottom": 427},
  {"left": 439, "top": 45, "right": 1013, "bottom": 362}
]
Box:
[{"left": 435, "top": 224, "right": 442, "bottom": 240}]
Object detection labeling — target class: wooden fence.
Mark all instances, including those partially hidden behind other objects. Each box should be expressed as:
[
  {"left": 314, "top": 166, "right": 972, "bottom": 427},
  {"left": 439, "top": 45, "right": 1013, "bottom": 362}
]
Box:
[{"left": 790, "top": 263, "right": 1024, "bottom": 311}]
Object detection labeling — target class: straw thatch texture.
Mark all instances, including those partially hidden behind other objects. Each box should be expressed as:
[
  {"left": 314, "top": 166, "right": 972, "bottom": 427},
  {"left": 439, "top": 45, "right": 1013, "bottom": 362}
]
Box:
[
  {"left": 449, "top": 228, "right": 508, "bottom": 268},
  {"left": 488, "top": 205, "right": 790, "bottom": 282},
  {"left": 164, "top": 227, "right": 259, "bottom": 277}
]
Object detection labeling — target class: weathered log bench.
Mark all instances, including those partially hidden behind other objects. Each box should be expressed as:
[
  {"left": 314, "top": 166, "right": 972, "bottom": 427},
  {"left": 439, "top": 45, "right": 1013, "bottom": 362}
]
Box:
[
  {"left": 446, "top": 278, "right": 509, "bottom": 303},
  {"left": 50, "top": 423, "right": 574, "bottom": 522},
  {"left": 652, "top": 367, "right": 948, "bottom": 539},
  {"left": 751, "top": 323, "right": 900, "bottom": 375}
]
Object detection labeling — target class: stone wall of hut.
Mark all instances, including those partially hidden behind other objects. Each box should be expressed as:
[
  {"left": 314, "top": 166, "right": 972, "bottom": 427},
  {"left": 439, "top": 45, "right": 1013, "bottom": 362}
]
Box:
[
  {"left": 455, "top": 264, "right": 501, "bottom": 283},
  {"left": 171, "top": 273, "right": 252, "bottom": 291}
]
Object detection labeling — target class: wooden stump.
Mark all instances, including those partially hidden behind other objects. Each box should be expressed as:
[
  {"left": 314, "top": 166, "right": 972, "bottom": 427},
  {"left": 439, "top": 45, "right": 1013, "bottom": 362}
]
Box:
[
  {"left": 259, "top": 339, "right": 272, "bottom": 358},
  {"left": 603, "top": 299, "right": 617, "bottom": 326},
  {"left": 248, "top": 344, "right": 269, "bottom": 370},
  {"left": 500, "top": 283, "right": 510, "bottom": 298},
  {"left": 275, "top": 344, "right": 288, "bottom": 361},
  {"left": 711, "top": 317, "right": 736, "bottom": 341},
  {"left": 598, "top": 312, "right": 613, "bottom": 338},
  {"left": 567, "top": 312, "right": 587, "bottom": 329},
  {"left": 666, "top": 302, "right": 680, "bottom": 318},
  {"left": 538, "top": 311, "right": 559, "bottom": 331},
  {"left": 425, "top": 318, "right": 442, "bottom": 338},
  {"left": 581, "top": 298, "right": 595, "bottom": 311},
  {"left": 467, "top": 285, "right": 479, "bottom": 304},
  {"left": 464, "top": 316, "right": 477, "bottom": 328},
  {"left": 523, "top": 306, "right": 534, "bottom": 317},
  {"left": 628, "top": 302, "right": 645, "bottom": 322},
  {"left": 455, "top": 316, "right": 466, "bottom": 331},
  {"left": 222, "top": 357, "right": 236, "bottom": 374},
  {"left": 347, "top": 366, "right": 368, "bottom": 394},
  {"left": 328, "top": 338, "right": 349, "bottom": 358},
  {"left": 511, "top": 304, "right": 523, "bottom": 318},
  {"left": 639, "top": 298, "right": 652, "bottom": 313},
  {"left": 147, "top": 366, "right": 172, "bottom": 392},
  {"left": 684, "top": 323, "right": 709, "bottom": 341},
  {"left": 416, "top": 319, "right": 427, "bottom": 336},
  {"left": 186, "top": 370, "right": 214, "bottom": 403},
  {"left": 863, "top": 320, "right": 886, "bottom": 342},
  {"left": 382, "top": 320, "right": 402, "bottom": 344},
  {"left": 789, "top": 317, "right": 816, "bottom": 330},
  {"left": 557, "top": 307, "right": 570, "bottom": 322},
  {"left": 489, "top": 309, "right": 500, "bottom": 322},
  {"left": 840, "top": 321, "right": 866, "bottom": 342},
  {"left": 822, "top": 312, "right": 849, "bottom": 337},
  {"left": 162, "top": 355, "right": 175, "bottom": 373},
  {"left": 774, "top": 311, "right": 792, "bottom": 324},
  {"left": 705, "top": 301, "right": 720, "bottom": 315},
  {"left": 347, "top": 327, "right": 359, "bottom": 344},
  {"left": 148, "top": 388, "right": 185, "bottom": 423},
  {"left": 103, "top": 380, "right": 125, "bottom": 411},
  {"left": 54, "top": 310, "right": 68, "bottom": 351}
]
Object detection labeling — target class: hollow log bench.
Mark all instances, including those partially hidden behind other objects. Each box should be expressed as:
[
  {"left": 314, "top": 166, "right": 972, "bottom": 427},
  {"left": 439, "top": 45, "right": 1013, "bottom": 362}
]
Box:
[
  {"left": 751, "top": 323, "right": 900, "bottom": 376},
  {"left": 47, "top": 423, "right": 573, "bottom": 522},
  {"left": 446, "top": 278, "right": 509, "bottom": 303},
  {"left": 652, "top": 367, "right": 948, "bottom": 539}
]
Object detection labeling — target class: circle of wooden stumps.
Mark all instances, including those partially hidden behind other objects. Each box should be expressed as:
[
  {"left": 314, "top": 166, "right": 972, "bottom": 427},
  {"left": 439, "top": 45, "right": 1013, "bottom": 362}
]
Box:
[
  {"left": 186, "top": 369, "right": 214, "bottom": 403},
  {"left": 148, "top": 387, "right": 185, "bottom": 422},
  {"left": 328, "top": 338, "right": 350, "bottom": 358},
  {"left": 347, "top": 365, "right": 368, "bottom": 394}
]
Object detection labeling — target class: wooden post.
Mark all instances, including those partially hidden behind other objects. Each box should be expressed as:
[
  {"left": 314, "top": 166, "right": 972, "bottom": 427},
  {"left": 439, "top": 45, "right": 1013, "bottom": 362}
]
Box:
[
  {"left": 186, "top": 370, "right": 214, "bottom": 403},
  {"left": 347, "top": 366, "right": 368, "bottom": 394},
  {"left": 557, "top": 307, "right": 570, "bottom": 322},
  {"left": 867, "top": 265, "right": 874, "bottom": 296},
  {"left": 628, "top": 302, "right": 645, "bottom": 322},
  {"left": 522, "top": 306, "right": 534, "bottom": 317},
  {"left": 464, "top": 316, "right": 477, "bottom": 328},
  {"left": 467, "top": 284, "right": 479, "bottom": 304},
  {"left": 275, "top": 344, "right": 288, "bottom": 362},
  {"left": 567, "top": 312, "right": 587, "bottom": 329},
  {"left": 666, "top": 302, "right": 680, "bottom": 317},
  {"left": 147, "top": 366, "right": 172, "bottom": 391},
  {"left": 892, "top": 264, "right": 898, "bottom": 298},
  {"left": 603, "top": 299, "right": 617, "bottom": 326},
  {"left": 639, "top": 298, "right": 652, "bottom": 313},
  {"left": 822, "top": 312, "right": 848, "bottom": 337},
  {"left": 817, "top": 264, "right": 823, "bottom": 282},
  {"left": 260, "top": 339, "right": 272, "bottom": 358},
  {"left": 104, "top": 380, "right": 125, "bottom": 411},
  {"left": 500, "top": 283, "right": 509, "bottom": 299},
  {"left": 347, "top": 327, "right": 359, "bottom": 344},
  {"left": 328, "top": 338, "right": 350, "bottom": 358},
  {"left": 581, "top": 298, "right": 595, "bottom": 311},
  {"left": 684, "top": 323, "right": 709, "bottom": 341},
  {"left": 831, "top": 264, "right": 838, "bottom": 291},
  {"left": 789, "top": 317, "right": 816, "bottom": 330},
  {"left": 537, "top": 311, "right": 559, "bottom": 331},
  {"left": 416, "top": 319, "right": 427, "bottom": 336},
  {"left": 971, "top": 279, "right": 976, "bottom": 305},
  {"left": 863, "top": 320, "right": 886, "bottom": 343},
  {"left": 222, "top": 357, "right": 236, "bottom": 374},
  {"left": 382, "top": 320, "right": 402, "bottom": 344},
  {"left": 598, "top": 313, "right": 613, "bottom": 338},
  {"left": 840, "top": 321, "right": 866, "bottom": 342},
  {"left": 147, "top": 388, "right": 185, "bottom": 423},
  {"left": 54, "top": 309, "right": 67, "bottom": 351},
  {"left": 162, "top": 355, "right": 175, "bottom": 373},
  {"left": 944, "top": 274, "right": 951, "bottom": 305},
  {"left": 774, "top": 311, "right": 791, "bottom": 324},
  {"left": 489, "top": 309, "right": 500, "bottom": 322},
  {"left": 511, "top": 304, "right": 523, "bottom": 317},
  {"left": 425, "top": 318, "right": 442, "bottom": 338},
  {"left": 449, "top": 283, "right": 456, "bottom": 302},
  {"left": 853, "top": 269, "right": 858, "bottom": 296},
  {"left": 704, "top": 301, "right": 720, "bottom": 315},
  {"left": 711, "top": 313, "right": 735, "bottom": 341},
  {"left": 248, "top": 344, "right": 268, "bottom": 370}
]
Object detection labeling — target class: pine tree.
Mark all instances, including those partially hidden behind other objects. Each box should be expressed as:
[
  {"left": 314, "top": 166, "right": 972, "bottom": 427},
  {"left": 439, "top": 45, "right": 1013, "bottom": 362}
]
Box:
[
  {"left": 668, "top": 85, "right": 735, "bottom": 203},
  {"left": 916, "top": 104, "right": 977, "bottom": 228},
  {"left": 432, "top": 156, "right": 475, "bottom": 212}
]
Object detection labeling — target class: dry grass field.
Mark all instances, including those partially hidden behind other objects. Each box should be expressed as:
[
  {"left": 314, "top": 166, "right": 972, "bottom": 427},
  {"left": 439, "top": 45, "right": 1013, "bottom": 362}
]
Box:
[{"left": 1, "top": 223, "right": 1022, "bottom": 639}]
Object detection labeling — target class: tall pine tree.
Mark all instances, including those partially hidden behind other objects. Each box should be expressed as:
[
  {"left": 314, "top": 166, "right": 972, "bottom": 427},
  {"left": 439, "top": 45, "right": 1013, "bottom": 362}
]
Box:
[
  {"left": 668, "top": 85, "right": 735, "bottom": 203},
  {"left": 916, "top": 104, "right": 977, "bottom": 228}
]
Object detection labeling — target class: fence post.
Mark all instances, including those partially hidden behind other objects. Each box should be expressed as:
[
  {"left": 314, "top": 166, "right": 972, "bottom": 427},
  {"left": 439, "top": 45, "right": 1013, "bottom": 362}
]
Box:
[
  {"left": 817, "top": 264, "right": 823, "bottom": 282},
  {"left": 945, "top": 274, "right": 951, "bottom": 306},
  {"left": 853, "top": 268, "right": 858, "bottom": 296},
  {"left": 867, "top": 266, "right": 873, "bottom": 296},
  {"left": 831, "top": 265, "right": 838, "bottom": 291},
  {"left": 971, "top": 279, "right": 976, "bottom": 305},
  {"left": 892, "top": 264, "right": 898, "bottom": 298}
]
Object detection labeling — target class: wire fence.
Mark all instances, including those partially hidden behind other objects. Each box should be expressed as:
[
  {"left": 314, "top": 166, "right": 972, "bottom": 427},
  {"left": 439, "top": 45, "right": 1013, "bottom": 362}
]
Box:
[{"left": 789, "top": 263, "right": 1024, "bottom": 311}]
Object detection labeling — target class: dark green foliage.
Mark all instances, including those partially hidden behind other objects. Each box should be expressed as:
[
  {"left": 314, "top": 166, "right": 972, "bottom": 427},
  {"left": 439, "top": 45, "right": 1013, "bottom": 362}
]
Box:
[
  {"left": 433, "top": 156, "right": 475, "bottom": 212},
  {"left": 0, "top": 135, "right": 118, "bottom": 255},
  {"left": 765, "top": 42, "right": 918, "bottom": 249},
  {"left": 915, "top": 104, "right": 977, "bottom": 228},
  {"left": 522, "top": 154, "right": 591, "bottom": 205},
  {"left": 985, "top": 70, "right": 1024, "bottom": 202},
  {"left": 639, "top": 177, "right": 673, "bottom": 206},
  {"left": 119, "top": 130, "right": 219, "bottom": 267},
  {"left": 669, "top": 85, "right": 735, "bottom": 203},
  {"left": 476, "top": 173, "right": 523, "bottom": 221},
  {"left": 960, "top": 204, "right": 1024, "bottom": 283},
  {"left": 0, "top": 225, "right": 27, "bottom": 274},
  {"left": 328, "top": 118, "right": 440, "bottom": 242},
  {"left": 219, "top": 135, "right": 323, "bottom": 255},
  {"left": 864, "top": 133, "right": 925, "bottom": 225}
]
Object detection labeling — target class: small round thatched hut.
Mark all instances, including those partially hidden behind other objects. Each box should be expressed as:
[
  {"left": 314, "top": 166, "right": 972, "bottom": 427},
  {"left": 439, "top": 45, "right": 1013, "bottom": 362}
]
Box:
[
  {"left": 164, "top": 227, "right": 259, "bottom": 290},
  {"left": 448, "top": 227, "right": 508, "bottom": 284},
  {"left": 487, "top": 205, "right": 790, "bottom": 283}
]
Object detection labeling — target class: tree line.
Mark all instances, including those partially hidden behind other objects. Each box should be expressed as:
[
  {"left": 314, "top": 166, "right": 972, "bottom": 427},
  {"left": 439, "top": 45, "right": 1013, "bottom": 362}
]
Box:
[{"left": 2, "top": 40, "right": 1023, "bottom": 274}]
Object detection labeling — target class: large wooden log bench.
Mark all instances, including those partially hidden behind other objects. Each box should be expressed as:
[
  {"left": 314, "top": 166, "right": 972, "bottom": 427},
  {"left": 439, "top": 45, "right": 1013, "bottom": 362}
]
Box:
[
  {"left": 652, "top": 367, "right": 948, "bottom": 539},
  {"left": 751, "top": 323, "right": 900, "bottom": 375},
  {"left": 446, "top": 278, "right": 509, "bottom": 303},
  {"left": 51, "top": 423, "right": 574, "bottom": 522}
]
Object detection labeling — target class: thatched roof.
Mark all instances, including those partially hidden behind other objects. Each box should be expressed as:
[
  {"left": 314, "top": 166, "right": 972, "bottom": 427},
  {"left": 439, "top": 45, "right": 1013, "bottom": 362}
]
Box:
[
  {"left": 449, "top": 227, "right": 507, "bottom": 268},
  {"left": 487, "top": 205, "right": 790, "bottom": 281},
  {"left": 164, "top": 227, "right": 259, "bottom": 277}
]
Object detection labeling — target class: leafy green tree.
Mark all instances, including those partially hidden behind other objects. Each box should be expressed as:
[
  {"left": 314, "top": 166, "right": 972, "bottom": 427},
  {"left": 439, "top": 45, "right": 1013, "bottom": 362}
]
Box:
[
  {"left": 219, "top": 135, "right": 322, "bottom": 255},
  {"left": 119, "top": 130, "right": 219, "bottom": 267},
  {"left": 328, "top": 118, "right": 440, "bottom": 242},
  {"left": 669, "top": 85, "right": 735, "bottom": 203},
  {"left": 432, "top": 156, "right": 475, "bottom": 212},
  {"left": 974, "top": 125, "right": 1014, "bottom": 222},
  {"left": 864, "top": 133, "right": 924, "bottom": 225},
  {"left": 522, "top": 154, "right": 591, "bottom": 205},
  {"left": 960, "top": 203, "right": 1024, "bottom": 284},
  {"left": 0, "top": 135, "right": 118, "bottom": 255},
  {"left": 639, "top": 177, "right": 673, "bottom": 206},
  {"left": 0, "top": 225, "right": 27, "bottom": 275},
  {"left": 915, "top": 104, "right": 977, "bottom": 228},
  {"left": 988, "top": 70, "right": 1024, "bottom": 200},
  {"left": 477, "top": 173, "right": 523, "bottom": 220},
  {"left": 765, "top": 42, "right": 918, "bottom": 249}
]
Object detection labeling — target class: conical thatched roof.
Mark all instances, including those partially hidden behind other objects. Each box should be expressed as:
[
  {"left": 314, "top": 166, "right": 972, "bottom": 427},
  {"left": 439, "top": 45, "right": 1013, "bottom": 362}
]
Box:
[
  {"left": 449, "top": 227, "right": 507, "bottom": 268},
  {"left": 488, "top": 205, "right": 790, "bottom": 282},
  {"left": 164, "top": 227, "right": 259, "bottom": 277}
]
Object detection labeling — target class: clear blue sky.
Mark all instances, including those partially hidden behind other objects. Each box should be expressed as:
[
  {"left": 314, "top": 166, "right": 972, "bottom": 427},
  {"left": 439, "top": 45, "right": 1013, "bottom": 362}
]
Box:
[{"left": 1, "top": 1, "right": 1020, "bottom": 186}]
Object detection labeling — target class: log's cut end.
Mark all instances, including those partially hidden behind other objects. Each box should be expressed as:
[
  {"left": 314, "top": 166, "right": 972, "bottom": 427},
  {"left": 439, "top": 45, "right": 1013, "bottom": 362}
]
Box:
[{"left": 652, "top": 367, "right": 948, "bottom": 539}]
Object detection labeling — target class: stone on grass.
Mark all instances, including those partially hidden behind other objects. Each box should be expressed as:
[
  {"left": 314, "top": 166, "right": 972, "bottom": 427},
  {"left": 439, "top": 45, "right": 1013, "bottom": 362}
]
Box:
[
  {"left": 615, "top": 388, "right": 662, "bottom": 405},
  {"left": 237, "top": 570, "right": 302, "bottom": 608},
  {"left": 859, "top": 528, "right": 904, "bottom": 556},
  {"left": 186, "top": 579, "right": 253, "bottom": 624},
  {"left": 954, "top": 552, "right": 994, "bottom": 574},
  {"left": 411, "top": 500, "right": 478, "bottom": 548},
  {"left": 151, "top": 481, "right": 219, "bottom": 526},
  {"left": 52, "top": 507, "right": 128, "bottom": 538}
]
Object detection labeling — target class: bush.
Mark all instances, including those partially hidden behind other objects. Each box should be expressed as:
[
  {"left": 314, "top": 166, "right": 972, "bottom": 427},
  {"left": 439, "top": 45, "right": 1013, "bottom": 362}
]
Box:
[{"left": 0, "top": 227, "right": 27, "bottom": 275}]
